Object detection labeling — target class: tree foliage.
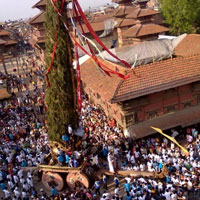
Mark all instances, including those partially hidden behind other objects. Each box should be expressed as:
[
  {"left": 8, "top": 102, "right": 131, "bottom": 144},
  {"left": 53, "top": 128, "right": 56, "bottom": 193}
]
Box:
[
  {"left": 45, "top": 0, "right": 78, "bottom": 141},
  {"left": 160, "top": 0, "right": 200, "bottom": 35}
]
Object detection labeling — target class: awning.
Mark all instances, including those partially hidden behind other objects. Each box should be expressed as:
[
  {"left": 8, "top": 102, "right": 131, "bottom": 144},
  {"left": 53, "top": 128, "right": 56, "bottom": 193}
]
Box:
[{"left": 126, "top": 105, "right": 200, "bottom": 139}]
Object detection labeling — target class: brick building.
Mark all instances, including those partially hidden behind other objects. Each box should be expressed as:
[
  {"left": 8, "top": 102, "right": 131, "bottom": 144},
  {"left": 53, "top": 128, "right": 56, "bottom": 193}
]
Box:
[
  {"left": 0, "top": 25, "right": 17, "bottom": 54},
  {"left": 80, "top": 34, "right": 200, "bottom": 139},
  {"left": 29, "top": 0, "right": 168, "bottom": 54}
]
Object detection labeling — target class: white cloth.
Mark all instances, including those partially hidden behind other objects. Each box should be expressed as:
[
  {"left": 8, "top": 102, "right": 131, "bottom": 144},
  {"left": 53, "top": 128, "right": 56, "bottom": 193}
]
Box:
[{"left": 107, "top": 153, "right": 114, "bottom": 173}]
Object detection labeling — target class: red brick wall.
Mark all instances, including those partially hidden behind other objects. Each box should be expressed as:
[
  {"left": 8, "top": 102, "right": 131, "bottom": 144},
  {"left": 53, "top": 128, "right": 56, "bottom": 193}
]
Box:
[
  {"left": 128, "top": 83, "right": 197, "bottom": 123},
  {"left": 84, "top": 82, "right": 200, "bottom": 130}
]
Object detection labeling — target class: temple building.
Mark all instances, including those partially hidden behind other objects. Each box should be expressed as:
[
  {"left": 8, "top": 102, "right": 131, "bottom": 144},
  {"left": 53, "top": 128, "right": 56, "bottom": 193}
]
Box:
[
  {"left": 0, "top": 25, "right": 17, "bottom": 54},
  {"left": 80, "top": 34, "right": 200, "bottom": 139},
  {"left": 29, "top": 0, "right": 168, "bottom": 55}
]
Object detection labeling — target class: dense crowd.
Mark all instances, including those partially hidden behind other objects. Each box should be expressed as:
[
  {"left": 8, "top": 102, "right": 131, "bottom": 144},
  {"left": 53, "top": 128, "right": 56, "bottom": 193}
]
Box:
[{"left": 0, "top": 58, "right": 200, "bottom": 200}]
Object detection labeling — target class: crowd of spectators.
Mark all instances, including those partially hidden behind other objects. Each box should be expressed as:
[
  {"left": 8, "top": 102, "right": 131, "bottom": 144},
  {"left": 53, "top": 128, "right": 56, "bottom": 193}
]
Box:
[{"left": 0, "top": 59, "right": 200, "bottom": 200}]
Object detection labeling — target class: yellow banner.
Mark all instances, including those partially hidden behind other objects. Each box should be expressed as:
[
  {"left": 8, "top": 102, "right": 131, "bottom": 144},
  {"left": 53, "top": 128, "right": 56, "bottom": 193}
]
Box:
[{"left": 151, "top": 126, "right": 189, "bottom": 156}]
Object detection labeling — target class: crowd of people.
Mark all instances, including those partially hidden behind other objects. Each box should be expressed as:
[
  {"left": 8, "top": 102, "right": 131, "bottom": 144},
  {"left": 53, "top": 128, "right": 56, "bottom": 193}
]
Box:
[{"left": 0, "top": 57, "right": 200, "bottom": 200}]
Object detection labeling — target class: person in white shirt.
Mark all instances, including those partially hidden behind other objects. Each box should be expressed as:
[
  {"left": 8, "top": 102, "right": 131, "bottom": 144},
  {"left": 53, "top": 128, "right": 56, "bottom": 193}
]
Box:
[
  {"left": 22, "top": 189, "right": 28, "bottom": 199},
  {"left": 13, "top": 175, "right": 19, "bottom": 186},
  {"left": 8, "top": 179, "right": 15, "bottom": 191},
  {"left": 114, "top": 186, "right": 120, "bottom": 197},
  {"left": 27, "top": 177, "right": 33, "bottom": 188},
  {"left": 22, "top": 181, "right": 29, "bottom": 191},
  {"left": 125, "top": 176, "right": 131, "bottom": 183},
  {"left": 171, "top": 129, "right": 179, "bottom": 138},
  {"left": 171, "top": 191, "right": 178, "bottom": 200},
  {"left": 164, "top": 189, "right": 171, "bottom": 200},
  {"left": 187, "top": 180, "right": 193, "bottom": 190},
  {"left": 17, "top": 169, "right": 23, "bottom": 179},
  {"left": 3, "top": 188, "right": 11, "bottom": 199},
  {"left": 14, "top": 187, "right": 21, "bottom": 199},
  {"left": 20, "top": 176, "right": 25, "bottom": 185}
]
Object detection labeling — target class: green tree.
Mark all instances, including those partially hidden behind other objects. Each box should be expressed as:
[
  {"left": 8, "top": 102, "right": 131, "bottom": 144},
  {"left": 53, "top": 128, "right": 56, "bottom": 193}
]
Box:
[
  {"left": 160, "top": 0, "right": 200, "bottom": 35},
  {"left": 45, "top": 0, "right": 78, "bottom": 141}
]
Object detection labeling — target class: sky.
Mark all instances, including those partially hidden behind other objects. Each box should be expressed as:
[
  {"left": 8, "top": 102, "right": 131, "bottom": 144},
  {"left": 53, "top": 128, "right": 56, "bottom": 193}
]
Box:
[{"left": 0, "top": 0, "right": 112, "bottom": 22}]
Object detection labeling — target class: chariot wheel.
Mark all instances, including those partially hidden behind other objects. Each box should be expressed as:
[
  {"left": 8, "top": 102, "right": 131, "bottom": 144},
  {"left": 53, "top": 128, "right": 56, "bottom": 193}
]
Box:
[
  {"left": 42, "top": 172, "right": 64, "bottom": 191},
  {"left": 66, "top": 172, "right": 89, "bottom": 189}
]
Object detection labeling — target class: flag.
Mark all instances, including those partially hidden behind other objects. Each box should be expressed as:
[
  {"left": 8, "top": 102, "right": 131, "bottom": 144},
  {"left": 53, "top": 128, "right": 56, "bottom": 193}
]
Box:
[{"left": 151, "top": 126, "right": 189, "bottom": 156}]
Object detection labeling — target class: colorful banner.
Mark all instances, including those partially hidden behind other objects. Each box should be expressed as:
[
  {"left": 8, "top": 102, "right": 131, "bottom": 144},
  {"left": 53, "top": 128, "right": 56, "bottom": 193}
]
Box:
[
  {"left": 151, "top": 126, "right": 189, "bottom": 156},
  {"left": 73, "top": 0, "right": 131, "bottom": 69},
  {"left": 75, "top": 44, "right": 82, "bottom": 113}
]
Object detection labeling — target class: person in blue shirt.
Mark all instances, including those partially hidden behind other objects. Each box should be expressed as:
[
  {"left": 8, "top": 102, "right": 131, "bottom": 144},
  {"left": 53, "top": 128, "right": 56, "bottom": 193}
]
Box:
[
  {"left": 126, "top": 192, "right": 132, "bottom": 200},
  {"left": 94, "top": 179, "right": 101, "bottom": 196},
  {"left": 165, "top": 175, "right": 171, "bottom": 183},
  {"left": 21, "top": 160, "right": 27, "bottom": 167},
  {"left": 114, "top": 176, "right": 119, "bottom": 187},
  {"left": 51, "top": 186, "right": 57, "bottom": 197},
  {"left": 61, "top": 134, "right": 69, "bottom": 147},
  {"left": 0, "top": 182, "right": 5, "bottom": 190},
  {"left": 65, "top": 154, "right": 70, "bottom": 166},
  {"left": 124, "top": 180, "right": 130, "bottom": 195},
  {"left": 8, "top": 133, "right": 14, "bottom": 141},
  {"left": 57, "top": 152, "right": 65, "bottom": 165},
  {"left": 158, "top": 162, "right": 163, "bottom": 172},
  {"left": 102, "top": 147, "right": 108, "bottom": 158}
]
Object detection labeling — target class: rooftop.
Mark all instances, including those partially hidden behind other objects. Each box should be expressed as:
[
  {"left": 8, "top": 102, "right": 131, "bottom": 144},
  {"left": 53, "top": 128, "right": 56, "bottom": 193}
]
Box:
[
  {"left": 32, "top": 0, "right": 72, "bottom": 9},
  {"left": 80, "top": 54, "right": 200, "bottom": 103},
  {"left": 174, "top": 34, "right": 200, "bottom": 57},
  {"left": 32, "top": 0, "right": 47, "bottom": 9},
  {"left": 28, "top": 11, "right": 45, "bottom": 25},
  {"left": 0, "top": 30, "right": 10, "bottom": 36},
  {"left": 123, "top": 23, "right": 169, "bottom": 38},
  {"left": 0, "top": 39, "right": 6, "bottom": 45}
]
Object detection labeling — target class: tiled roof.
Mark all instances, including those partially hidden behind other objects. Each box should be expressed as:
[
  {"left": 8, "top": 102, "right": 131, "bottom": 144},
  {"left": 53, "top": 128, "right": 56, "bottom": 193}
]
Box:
[
  {"left": 115, "top": 18, "right": 136, "bottom": 28},
  {"left": 5, "top": 40, "right": 17, "bottom": 45},
  {"left": 124, "top": 7, "right": 141, "bottom": 18},
  {"left": 77, "top": 21, "right": 105, "bottom": 34},
  {"left": 80, "top": 54, "right": 200, "bottom": 103},
  {"left": 29, "top": 9, "right": 78, "bottom": 25},
  {"left": 138, "top": 9, "right": 159, "bottom": 17},
  {"left": 80, "top": 58, "right": 124, "bottom": 101},
  {"left": 174, "top": 34, "right": 200, "bottom": 57},
  {"left": 29, "top": 11, "right": 45, "bottom": 25},
  {"left": 122, "top": 23, "right": 169, "bottom": 38},
  {"left": 0, "top": 30, "right": 10, "bottom": 36},
  {"left": 90, "top": 14, "right": 113, "bottom": 23},
  {"left": 32, "top": 0, "right": 46, "bottom": 8},
  {"left": 112, "top": 55, "right": 200, "bottom": 102},
  {"left": 113, "top": 5, "right": 137, "bottom": 17},
  {"left": 0, "top": 39, "right": 6, "bottom": 45},
  {"left": 32, "top": 0, "right": 72, "bottom": 8}
]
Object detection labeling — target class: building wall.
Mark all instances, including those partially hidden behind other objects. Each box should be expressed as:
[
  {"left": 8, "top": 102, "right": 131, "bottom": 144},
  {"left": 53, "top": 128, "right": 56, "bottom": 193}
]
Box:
[
  {"left": 122, "top": 83, "right": 200, "bottom": 128},
  {"left": 83, "top": 81, "right": 200, "bottom": 133}
]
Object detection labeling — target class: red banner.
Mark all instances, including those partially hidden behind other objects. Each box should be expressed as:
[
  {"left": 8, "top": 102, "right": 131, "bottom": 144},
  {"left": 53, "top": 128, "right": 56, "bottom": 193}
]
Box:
[
  {"left": 73, "top": 0, "right": 131, "bottom": 69},
  {"left": 75, "top": 45, "right": 82, "bottom": 113}
]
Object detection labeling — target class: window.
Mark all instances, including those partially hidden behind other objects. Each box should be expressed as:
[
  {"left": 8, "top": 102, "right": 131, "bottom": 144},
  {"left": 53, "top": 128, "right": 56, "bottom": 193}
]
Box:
[
  {"left": 192, "top": 81, "right": 200, "bottom": 92},
  {"left": 164, "top": 88, "right": 177, "bottom": 98},
  {"left": 125, "top": 112, "right": 139, "bottom": 124},
  {"left": 183, "top": 100, "right": 193, "bottom": 108},
  {"left": 166, "top": 105, "right": 176, "bottom": 113},
  {"left": 148, "top": 110, "right": 158, "bottom": 119}
]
